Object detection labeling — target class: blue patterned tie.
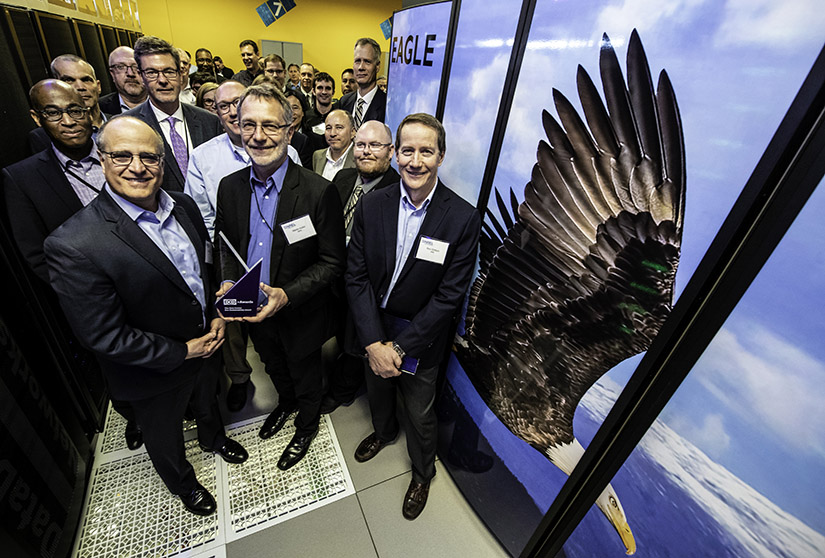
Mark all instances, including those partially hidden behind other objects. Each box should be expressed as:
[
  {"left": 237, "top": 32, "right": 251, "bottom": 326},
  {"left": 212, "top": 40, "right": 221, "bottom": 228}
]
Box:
[{"left": 167, "top": 116, "right": 188, "bottom": 173}]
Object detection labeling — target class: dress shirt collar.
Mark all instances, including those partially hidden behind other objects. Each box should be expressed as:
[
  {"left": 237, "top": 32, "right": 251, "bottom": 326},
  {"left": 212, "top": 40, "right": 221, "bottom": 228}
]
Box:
[
  {"left": 51, "top": 142, "right": 100, "bottom": 167},
  {"left": 400, "top": 179, "right": 436, "bottom": 210},
  {"left": 358, "top": 173, "right": 383, "bottom": 195},
  {"left": 326, "top": 142, "right": 352, "bottom": 164},
  {"left": 249, "top": 157, "right": 289, "bottom": 193},
  {"left": 357, "top": 85, "right": 378, "bottom": 105},
  {"left": 106, "top": 184, "right": 174, "bottom": 223},
  {"left": 149, "top": 97, "right": 183, "bottom": 121},
  {"left": 226, "top": 134, "right": 250, "bottom": 164}
]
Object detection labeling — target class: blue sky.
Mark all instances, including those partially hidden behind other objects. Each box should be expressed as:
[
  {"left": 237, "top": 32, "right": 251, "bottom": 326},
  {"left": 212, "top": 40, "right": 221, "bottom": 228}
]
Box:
[{"left": 434, "top": 0, "right": 825, "bottom": 538}]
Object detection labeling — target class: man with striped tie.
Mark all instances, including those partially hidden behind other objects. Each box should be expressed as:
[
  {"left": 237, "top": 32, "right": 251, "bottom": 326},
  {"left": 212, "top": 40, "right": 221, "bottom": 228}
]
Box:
[
  {"left": 123, "top": 36, "right": 223, "bottom": 192},
  {"left": 321, "top": 120, "right": 399, "bottom": 414},
  {"left": 338, "top": 38, "right": 386, "bottom": 129}
]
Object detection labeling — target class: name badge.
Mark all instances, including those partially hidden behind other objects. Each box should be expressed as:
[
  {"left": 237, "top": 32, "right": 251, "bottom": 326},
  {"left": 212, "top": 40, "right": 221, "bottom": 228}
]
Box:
[
  {"left": 204, "top": 240, "right": 213, "bottom": 264},
  {"left": 280, "top": 214, "right": 317, "bottom": 244},
  {"left": 415, "top": 237, "right": 449, "bottom": 265}
]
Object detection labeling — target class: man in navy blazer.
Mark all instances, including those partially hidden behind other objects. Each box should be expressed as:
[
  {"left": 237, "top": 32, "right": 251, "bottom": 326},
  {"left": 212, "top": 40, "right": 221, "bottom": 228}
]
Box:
[
  {"left": 44, "top": 117, "right": 247, "bottom": 516},
  {"left": 345, "top": 113, "right": 480, "bottom": 520},
  {"left": 122, "top": 36, "right": 222, "bottom": 192},
  {"left": 215, "top": 84, "right": 345, "bottom": 471},
  {"left": 337, "top": 38, "right": 386, "bottom": 127}
]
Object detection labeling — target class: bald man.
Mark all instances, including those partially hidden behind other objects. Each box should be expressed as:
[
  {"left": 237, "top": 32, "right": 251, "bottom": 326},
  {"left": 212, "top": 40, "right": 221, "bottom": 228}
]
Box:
[
  {"left": 44, "top": 117, "right": 248, "bottom": 515},
  {"left": 99, "top": 46, "right": 147, "bottom": 114}
]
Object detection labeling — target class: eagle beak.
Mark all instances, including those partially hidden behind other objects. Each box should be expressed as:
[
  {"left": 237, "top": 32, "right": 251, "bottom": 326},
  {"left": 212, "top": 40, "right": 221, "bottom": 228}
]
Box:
[{"left": 613, "top": 516, "right": 636, "bottom": 555}]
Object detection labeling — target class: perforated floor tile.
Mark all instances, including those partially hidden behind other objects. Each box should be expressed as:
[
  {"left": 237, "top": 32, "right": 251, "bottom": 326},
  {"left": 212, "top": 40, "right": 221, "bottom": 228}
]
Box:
[
  {"left": 222, "top": 414, "right": 354, "bottom": 540},
  {"left": 100, "top": 404, "right": 198, "bottom": 456},
  {"left": 75, "top": 440, "right": 220, "bottom": 558}
]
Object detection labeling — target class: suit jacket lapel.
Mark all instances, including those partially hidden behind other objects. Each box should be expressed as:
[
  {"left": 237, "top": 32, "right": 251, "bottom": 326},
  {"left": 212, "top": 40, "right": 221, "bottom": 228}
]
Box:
[
  {"left": 394, "top": 182, "right": 449, "bottom": 286},
  {"left": 99, "top": 190, "right": 196, "bottom": 298},
  {"left": 381, "top": 186, "right": 399, "bottom": 286},
  {"left": 270, "top": 161, "right": 299, "bottom": 283},
  {"left": 39, "top": 150, "right": 84, "bottom": 213},
  {"left": 183, "top": 104, "right": 204, "bottom": 147}
]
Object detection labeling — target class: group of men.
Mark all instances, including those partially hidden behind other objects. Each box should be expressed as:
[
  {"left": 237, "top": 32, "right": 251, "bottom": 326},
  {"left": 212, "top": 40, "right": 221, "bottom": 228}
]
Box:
[{"left": 2, "top": 34, "right": 480, "bottom": 522}]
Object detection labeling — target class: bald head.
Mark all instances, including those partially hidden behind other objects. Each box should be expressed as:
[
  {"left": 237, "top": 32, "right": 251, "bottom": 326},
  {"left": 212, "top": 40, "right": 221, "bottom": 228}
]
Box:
[
  {"left": 353, "top": 120, "right": 394, "bottom": 179},
  {"left": 29, "top": 79, "right": 92, "bottom": 153},
  {"left": 50, "top": 55, "right": 101, "bottom": 110},
  {"left": 98, "top": 115, "right": 163, "bottom": 153},
  {"left": 107, "top": 46, "right": 145, "bottom": 104}
]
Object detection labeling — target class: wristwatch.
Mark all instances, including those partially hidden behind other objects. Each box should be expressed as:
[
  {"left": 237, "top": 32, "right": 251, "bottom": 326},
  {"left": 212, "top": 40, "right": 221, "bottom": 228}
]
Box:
[{"left": 391, "top": 341, "right": 405, "bottom": 359}]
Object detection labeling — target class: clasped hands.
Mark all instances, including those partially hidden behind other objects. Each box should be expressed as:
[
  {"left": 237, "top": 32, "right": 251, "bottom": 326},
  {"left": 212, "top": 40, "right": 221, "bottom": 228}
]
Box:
[
  {"left": 366, "top": 341, "right": 402, "bottom": 378},
  {"left": 215, "top": 281, "right": 288, "bottom": 323},
  {"left": 185, "top": 318, "right": 225, "bottom": 359}
]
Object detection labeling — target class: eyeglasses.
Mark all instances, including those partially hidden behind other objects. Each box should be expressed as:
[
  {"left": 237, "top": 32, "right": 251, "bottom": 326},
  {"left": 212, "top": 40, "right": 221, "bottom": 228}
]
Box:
[
  {"left": 240, "top": 121, "right": 291, "bottom": 137},
  {"left": 216, "top": 98, "right": 241, "bottom": 114},
  {"left": 36, "top": 106, "right": 89, "bottom": 122},
  {"left": 100, "top": 150, "right": 164, "bottom": 168},
  {"left": 140, "top": 68, "right": 179, "bottom": 81},
  {"left": 202, "top": 99, "right": 216, "bottom": 108},
  {"left": 354, "top": 141, "right": 391, "bottom": 153},
  {"left": 109, "top": 63, "right": 139, "bottom": 74}
]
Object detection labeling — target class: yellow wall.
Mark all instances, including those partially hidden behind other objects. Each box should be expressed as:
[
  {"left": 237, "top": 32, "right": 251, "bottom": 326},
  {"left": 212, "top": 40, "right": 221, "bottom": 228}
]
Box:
[{"left": 138, "top": 0, "right": 400, "bottom": 84}]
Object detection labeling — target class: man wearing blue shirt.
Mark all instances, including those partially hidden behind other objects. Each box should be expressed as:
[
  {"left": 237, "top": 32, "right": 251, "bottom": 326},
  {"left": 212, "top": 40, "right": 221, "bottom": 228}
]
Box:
[
  {"left": 345, "top": 113, "right": 480, "bottom": 520},
  {"left": 44, "top": 117, "right": 248, "bottom": 516},
  {"left": 215, "top": 84, "right": 345, "bottom": 470}
]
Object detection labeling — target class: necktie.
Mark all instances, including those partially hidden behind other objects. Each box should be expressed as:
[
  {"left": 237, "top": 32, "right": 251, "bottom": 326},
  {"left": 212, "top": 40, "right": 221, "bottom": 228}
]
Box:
[
  {"left": 167, "top": 116, "right": 188, "bottom": 173},
  {"left": 343, "top": 182, "right": 363, "bottom": 230},
  {"left": 354, "top": 98, "right": 365, "bottom": 130}
]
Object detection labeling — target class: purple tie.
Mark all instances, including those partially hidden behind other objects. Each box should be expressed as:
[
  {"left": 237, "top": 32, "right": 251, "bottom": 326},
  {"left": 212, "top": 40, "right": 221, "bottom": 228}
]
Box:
[{"left": 167, "top": 117, "right": 188, "bottom": 173}]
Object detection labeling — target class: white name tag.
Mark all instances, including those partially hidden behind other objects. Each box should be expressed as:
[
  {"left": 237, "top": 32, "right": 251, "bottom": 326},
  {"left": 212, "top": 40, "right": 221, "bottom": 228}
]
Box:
[
  {"left": 280, "top": 214, "right": 317, "bottom": 244},
  {"left": 415, "top": 237, "right": 449, "bottom": 265}
]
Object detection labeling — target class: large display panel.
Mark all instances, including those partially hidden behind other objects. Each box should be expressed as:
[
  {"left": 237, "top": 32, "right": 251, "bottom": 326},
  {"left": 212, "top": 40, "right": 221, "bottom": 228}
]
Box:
[
  {"left": 385, "top": 1, "right": 452, "bottom": 137},
  {"left": 563, "top": 172, "right": 825, "bottom": 556},
  {"left": 438, "top": 0, "right": 825, "bottom": 554},
  {"left": 437, "top": 1, "right": 522, "bottom": 204}
]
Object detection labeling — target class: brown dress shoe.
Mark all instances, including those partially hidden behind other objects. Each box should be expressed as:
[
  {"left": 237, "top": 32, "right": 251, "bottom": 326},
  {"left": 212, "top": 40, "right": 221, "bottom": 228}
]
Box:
[
  {"left": 402, "top": 479, "right": 430, "bottom": 520},
  {"left": 354, "top": 432, "right": 396, "bottom": 462}
]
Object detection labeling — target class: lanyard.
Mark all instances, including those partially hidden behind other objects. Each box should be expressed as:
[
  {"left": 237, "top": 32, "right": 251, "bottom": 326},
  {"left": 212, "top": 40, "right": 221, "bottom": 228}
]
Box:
[{"left": 64, "top": 162, "right": 102, "bottom": 194}]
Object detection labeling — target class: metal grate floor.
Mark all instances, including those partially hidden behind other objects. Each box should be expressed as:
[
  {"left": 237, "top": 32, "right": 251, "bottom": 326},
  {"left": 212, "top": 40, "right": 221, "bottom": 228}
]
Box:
[{"left": 73, "top": 406, "right": 354, "bottom": 557}]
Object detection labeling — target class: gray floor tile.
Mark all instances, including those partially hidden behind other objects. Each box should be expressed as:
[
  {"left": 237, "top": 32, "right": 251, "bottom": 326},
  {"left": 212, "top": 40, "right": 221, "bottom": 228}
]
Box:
[
  {"left": 358, "top": 471, "right": 508, "bottom": 558},
  {"left": 328, "top": 393, "right": 413, "bottom": 491},
  {"left": 225, "top": 494, "right": 377, "bottom": 558}
]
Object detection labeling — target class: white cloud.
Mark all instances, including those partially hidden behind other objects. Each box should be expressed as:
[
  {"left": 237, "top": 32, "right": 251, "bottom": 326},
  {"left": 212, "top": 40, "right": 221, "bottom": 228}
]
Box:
[
  {"left": 594, "top": 0, "right": 709, "bottom": 40},
  {"left": 669, "top": 412, "right": 732, "bottom": 459},
  {"left": 694, "top": 323, "right": 825, "bottom": 458},
  {"left": 714, "top": 0, "right": 825, "bottom": 49}
]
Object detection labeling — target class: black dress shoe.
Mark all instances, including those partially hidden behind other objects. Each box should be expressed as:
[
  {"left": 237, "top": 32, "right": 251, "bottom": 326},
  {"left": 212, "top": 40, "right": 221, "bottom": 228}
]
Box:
[
  {"left": 354, "top": 432, "right": 395, "bottom": 463},
  {"left": 179, "top": 483, "right": 216, "bottom": 516},
  {"left": 259, "top": 406, "right": 295, "bottom": 439},
  {"left": 277, "top": 429, "right": 317, "bottom": 470},
  {"left": 124, "top": 420, "right": 143, "bottom": 451},
  {"left": 226, "top": 381, "right": 250, "bottom": 412},
  {"left": 402, "top": 479, "right": 430, "bottom": 520},
  {"left": 200, "top": 438, "right": 249, "bottom": 464},
  {"left": 319, "top": 393, "right": 356, "bottom": 414}
]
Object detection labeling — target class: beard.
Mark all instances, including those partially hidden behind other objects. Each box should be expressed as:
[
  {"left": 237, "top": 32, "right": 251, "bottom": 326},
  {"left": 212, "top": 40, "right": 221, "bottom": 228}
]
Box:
[{"left": 357, "top": 157, "right": 391, "bottom": 181}]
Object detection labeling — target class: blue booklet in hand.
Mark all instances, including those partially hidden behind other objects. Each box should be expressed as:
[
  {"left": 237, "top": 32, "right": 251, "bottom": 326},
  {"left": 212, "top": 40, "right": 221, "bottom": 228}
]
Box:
[{"left": 380, "top": 313, "right": 420, "bottom": 375}]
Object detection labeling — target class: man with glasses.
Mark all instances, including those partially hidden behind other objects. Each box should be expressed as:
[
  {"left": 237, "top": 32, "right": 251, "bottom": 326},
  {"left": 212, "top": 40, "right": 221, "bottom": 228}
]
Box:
[
  {"left": 123, "top": 36, "right": 222, "bottom": 192},
  {"left": 5, "top": 80, "right": 145, "bottom": 453},
  {"left": 100, "top": 46, "right": 147, "bottom": 115},
  {"left": 321, "top": 120, "right": 399, "bottom": 414},
  {"left": 214, "top": 84, "right": 345, "bottom": 470},
  {"left": 262, "top": 54, "right": 287, "bottom": 90},
  {"left": 44, "top": 116, "right": 248, "bottom": 516}
]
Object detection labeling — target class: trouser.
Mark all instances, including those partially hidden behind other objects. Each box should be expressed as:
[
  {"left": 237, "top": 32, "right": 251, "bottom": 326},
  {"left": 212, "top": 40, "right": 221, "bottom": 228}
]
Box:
[
  {"left": 364, "top": 362, "right": 439, "bottom": 483},
  {"left": 222, "top": 321, "right": 252, "bottom": 384},
  {"left": 130, "top": 356, "right": 226, "bottom": 495},
  {"left": 249, "top": 321, "right": 323, "bottom": 436}
]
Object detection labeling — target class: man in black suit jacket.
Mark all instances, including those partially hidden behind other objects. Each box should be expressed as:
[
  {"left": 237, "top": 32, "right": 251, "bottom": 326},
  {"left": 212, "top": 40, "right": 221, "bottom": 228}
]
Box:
[
  {"left": 321, "top": 121, "right": 399, "bottom": 414},
  {"left": 337, "top": 38, "right": 386, "bottom": 128},
  {"left": 345, "top": 114, "right": 480, "bottom": 520},
  {"left": 44, "top": 117, "right": 248, "bottom": 516},
  {"left": 215, "top": 84, "right": 345, "bottom": 471},
  {"left": 99, "top": 46, "right": 147, "bottom": 115},
  {"left": 122, "top": 36, "right": 223, "bottom": 192}
]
